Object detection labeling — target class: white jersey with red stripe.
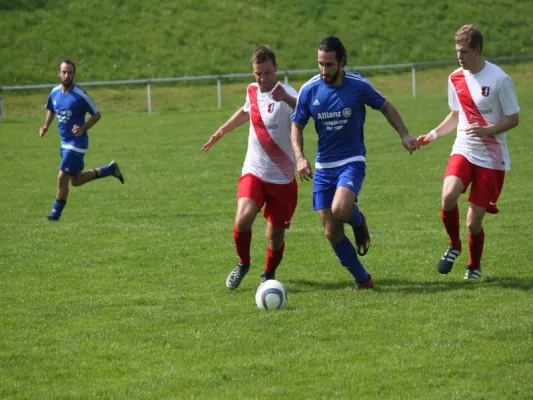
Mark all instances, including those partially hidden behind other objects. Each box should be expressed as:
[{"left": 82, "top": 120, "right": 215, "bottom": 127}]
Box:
[
  {"left": 242, "top": 82, "right": 298, "bottom": 184},
  {"left": 448, "top": 61, "right": 520, "bottom": 170}
]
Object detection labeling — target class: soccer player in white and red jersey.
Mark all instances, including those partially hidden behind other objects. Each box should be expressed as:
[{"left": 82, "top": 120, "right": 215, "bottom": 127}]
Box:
[
  {"left": 202, "top": 46, "right": 298, "bottom": 289},
  {"left": 417, "top": 25, "right": 520, "bottom": 280}
]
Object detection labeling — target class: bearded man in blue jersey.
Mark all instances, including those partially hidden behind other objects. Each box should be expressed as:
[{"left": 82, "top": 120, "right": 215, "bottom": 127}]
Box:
[
  {"left": 39, "top": 59, "right": 124, "bottom": 221},
  {"left": 291, "top": 37, "right": 419, "bottom": 290}
]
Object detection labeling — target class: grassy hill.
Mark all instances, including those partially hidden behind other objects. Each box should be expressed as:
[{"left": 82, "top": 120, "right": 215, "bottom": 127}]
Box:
[{"left": 1, "top": 0, "right": 533, "bottom": 84}]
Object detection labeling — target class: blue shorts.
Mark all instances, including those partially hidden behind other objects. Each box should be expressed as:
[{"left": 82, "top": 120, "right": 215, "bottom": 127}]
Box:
[
  {"left": 312, "top": 162, "right": 366, "bottom": 210},
  {"left": 59, "top": 148, "right": 85, "bottom": 176}
]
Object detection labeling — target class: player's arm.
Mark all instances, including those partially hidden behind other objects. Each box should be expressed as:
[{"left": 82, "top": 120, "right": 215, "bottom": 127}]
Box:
[
  {"left": 72, "top": 112, "right": 102, "bottom": 136},
  {"left": 417, "top": 111, "right": 459, "bottom": 146},
  {"left": 202, "top": 107, "right": 249, "bottom": 152},
  {"left": 466, "top": 113, "right": 519, "bottom": 138},
  {"left": 271, "top": 83, "right": 297, "bottom": 109},
  {"left": 291, "top": 122, "right": 313, "bottom": 181},
  {"left": 39, "top": 110, "right": 55, "bottom": 137},
  {"left": 379, "top": 100, "right": 419, "bottom": 153}
]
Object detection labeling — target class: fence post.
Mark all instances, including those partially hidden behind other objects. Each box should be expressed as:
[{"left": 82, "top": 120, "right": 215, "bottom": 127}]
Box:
[
  {"left": 146, "top": 82, "right": 152, "bottom": 115},
  {"left": 411, "top": 65, "right": 416, "bottom": 98},
  {"left": 284, "top": 71, "right": 289, "bottom": 85},
  {"left": 0, "top": 90, "right": 3, "bottom": 122},
  {"left": 217, "top": 77, "right": 222, "bottom": 109}
]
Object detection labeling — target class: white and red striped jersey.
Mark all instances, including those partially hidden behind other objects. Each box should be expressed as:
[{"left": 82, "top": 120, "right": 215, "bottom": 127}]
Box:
[
  {"left": 242, "top": 83, "right": 298, "bottom": 183},
  {"left": 448, "top": 61, "right": 520, "bottom": 171}
]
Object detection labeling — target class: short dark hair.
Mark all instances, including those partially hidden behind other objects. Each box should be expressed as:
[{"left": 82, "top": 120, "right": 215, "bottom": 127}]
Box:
[
  {"left": 318, "top": 36, "right": 347, "bottom": 66},
  {"left": 454, "top": 25, "right": 483, "bottom": 54},
  {"left": 251, "top": 45, "right": 277, "bottom": 66},
  {"left": 58, "top": 59, "right": 76, "bottom": 75}
]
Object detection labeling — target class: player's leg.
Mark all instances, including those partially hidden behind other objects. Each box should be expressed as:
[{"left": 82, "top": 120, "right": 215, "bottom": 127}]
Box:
[
  {"left": 317, "top": 208, "right": 373, "bottom": 290},
  {"left": 464, "top": 204, "right": 486, "bottom": 280},
  {"left": 262, "top": 223, "right": 285, "bottom": 282},
  {"left": 464, "top": 166, "right": 505, "bottom": 280},
  {"left": 70, "top": 161, "right": 124, "bottom": 186},
  {"left": 331, "top": 162, "right": 369, "bottom": 256},
  {"left": 47, "top": 150, "right": 83, "bottom": 221},
  {"left": 437, "top": 155, "right": 472, "bottom": 273},
  {"left": 226, "top": 174, "right": 264, "bottom": 289},
  {"left": 261, "top": 178, "right": 298, "bottom": 282}
]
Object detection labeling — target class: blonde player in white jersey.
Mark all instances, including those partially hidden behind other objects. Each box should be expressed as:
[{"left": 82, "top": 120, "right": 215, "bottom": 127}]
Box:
[
  {"left": 417, "top": 25, "right": 520, "bottom": 280},
  {"left": 202, "top": 46, "right": 298, "bottom": 289}
]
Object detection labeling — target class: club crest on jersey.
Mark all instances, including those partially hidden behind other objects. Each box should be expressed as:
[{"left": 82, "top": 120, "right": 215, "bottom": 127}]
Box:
[
  {"left": 481, "top": 86, "right": 491, "bottom": 97},
  {"left": 267, "top": 103, "right": 276, "bottom": 113}
]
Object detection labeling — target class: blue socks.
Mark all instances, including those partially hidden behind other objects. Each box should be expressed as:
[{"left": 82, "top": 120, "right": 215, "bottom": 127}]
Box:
[
  {"left": 49, "top": 199, "right": 66, "bottom": 220},
  {"left": 99, "top": 165, "right": 113, "bottom": 178},
  {"left": 332, "top": 236, "right": 370, "bottom": 281},
  {"left": 348, "top": 204, "right": 363, "bottom": 228}
]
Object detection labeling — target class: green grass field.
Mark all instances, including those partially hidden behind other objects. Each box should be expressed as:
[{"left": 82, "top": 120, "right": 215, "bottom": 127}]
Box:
[{"left": 1, "top": 68, "right": 532, "bottom": 399}]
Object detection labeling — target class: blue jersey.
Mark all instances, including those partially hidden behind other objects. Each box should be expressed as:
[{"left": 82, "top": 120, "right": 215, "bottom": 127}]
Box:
[
  {"left": 46, "top": 84, "right": 99, "bottom": 153},
  {"left": 292, "top": 72, "right": 386, "bottom": 167}
]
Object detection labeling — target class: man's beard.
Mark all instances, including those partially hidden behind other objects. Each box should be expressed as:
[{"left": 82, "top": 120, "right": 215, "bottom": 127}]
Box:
[{"left": 322, "top": 69, "right": 340, "bottom": 85}]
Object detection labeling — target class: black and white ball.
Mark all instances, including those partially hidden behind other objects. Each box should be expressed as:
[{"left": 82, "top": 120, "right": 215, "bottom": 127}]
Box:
[{"left": 255, "top": 279, "right": 287, "bottom": 310}]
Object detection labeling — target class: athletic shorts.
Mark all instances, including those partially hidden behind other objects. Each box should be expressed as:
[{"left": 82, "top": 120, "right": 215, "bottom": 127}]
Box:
[
  {"left": 444, "top": 154, "right": 505, "bottom": 214},
  {"left": 312, "top": 161, "right": 365, "bottom": 210},
  {"left": 59, "top": 148, "right": 85, "bottom": 176},
  {"left": 237, "top": 173, "right": 298, "bottom": 229}
]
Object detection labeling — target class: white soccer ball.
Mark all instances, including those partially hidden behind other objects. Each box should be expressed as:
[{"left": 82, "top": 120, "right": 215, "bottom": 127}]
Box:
[{"left": 255, "top": 279, "right": 287, "bottom": 310}]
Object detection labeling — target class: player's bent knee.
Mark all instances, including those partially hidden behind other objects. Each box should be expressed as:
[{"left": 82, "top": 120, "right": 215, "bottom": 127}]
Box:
[{"left": 331, "top": 204, "right": 350, "bottom": 222}]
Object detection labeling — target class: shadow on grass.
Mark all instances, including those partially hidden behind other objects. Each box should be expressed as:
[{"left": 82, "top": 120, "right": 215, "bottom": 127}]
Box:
[{"left": 287, "top": 276, "right": 533, "bottom": 294}]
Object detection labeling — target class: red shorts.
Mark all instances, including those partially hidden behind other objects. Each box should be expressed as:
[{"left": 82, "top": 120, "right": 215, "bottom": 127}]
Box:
[
  {"left": 237, "top": 173, "right": 298, "bottom": 229},
  {"left": 444, "top": 154, "right": 505, "bottom": 214}
]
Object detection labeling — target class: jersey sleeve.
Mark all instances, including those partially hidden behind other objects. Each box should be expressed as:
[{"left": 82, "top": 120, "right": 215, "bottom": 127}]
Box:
[
  {"left": 243, "top": 87, "right": 251, "bottom": 113},
  {"left": 291, "top": 86, "right": 311, "bottom": 126},
  {"left": 81, "top": 90, "right": 99, "bottom": 116},
  {"left": 361, "top": 78, "right": 386, "bottom": 110},
  {"left": 498, "top": 76, "right": 520, "bottom": 116},
  {"left": 45, "top": 94, "right": 54, "bottom": 112},
  {"left": 448, "top": 77, "right": 459, "bottom": 111}
]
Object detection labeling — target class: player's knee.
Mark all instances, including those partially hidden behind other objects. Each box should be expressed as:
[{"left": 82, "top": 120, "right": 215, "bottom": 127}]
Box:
[
  {"left": 71, "top": 178, "right": 82, "bottom": 187},
  {"left": 235, "top": 213, "right": 255, "bottom": 231},
  {"left": 331, "top": 204, "right": 350, "bottom": 222}
]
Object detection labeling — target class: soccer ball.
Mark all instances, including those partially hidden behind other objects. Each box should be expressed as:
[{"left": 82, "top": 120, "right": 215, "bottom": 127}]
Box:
[{"left": 255, "top": 279, "right": 287, "bottom": 310}]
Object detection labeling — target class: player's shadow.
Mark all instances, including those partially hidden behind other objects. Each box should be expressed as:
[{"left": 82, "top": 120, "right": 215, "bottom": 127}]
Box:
[{"left": 288, "top": 276, "right": 533, "bottom": 294}]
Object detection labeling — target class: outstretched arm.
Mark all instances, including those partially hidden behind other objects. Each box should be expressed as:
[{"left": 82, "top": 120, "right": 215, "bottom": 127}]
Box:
[
  {"left": 417, "top": 110, "right": 459, "bottom": 146},
  {"left": 380, "top": 100, "right": 419, "bottom": 153},
  {"left": 291, "top": 122, "right": 313, "bottom": 181},
  {"left": 202, "top": 107, "right": 249, "bottom": 152},
  {"left": 39, "top": 110, "right": 56, "bottom": 137}
]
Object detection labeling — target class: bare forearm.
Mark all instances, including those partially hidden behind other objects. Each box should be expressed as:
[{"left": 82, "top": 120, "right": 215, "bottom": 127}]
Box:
[
  {"left": 485, "top": 113, "right": 519, "bottom": 136},
  {"left": 218, "top": 108, "right": 249, "bottom": 135},
  {"left": 82, "top": 112, "right": 101, "bottom": 132},
  {"left": 433, "top": 111, "right": 459, "bottom": 138},
  {"left": 43, "top": 111, "right": 55, "bottom": 128},
  {"left": 283, "top": 94, "right": 297, "bottom": 110},
  {"left": 381, "top": 101, "right": 409, "bottom": 138},
  {"left": 291, "top": 123, "right": 305, "bottom": 160}
]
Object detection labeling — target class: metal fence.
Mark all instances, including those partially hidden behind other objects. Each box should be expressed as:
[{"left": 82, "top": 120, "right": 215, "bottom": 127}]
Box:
[{"left": 1, "top": 55, "right": 532, "bottom": 120}]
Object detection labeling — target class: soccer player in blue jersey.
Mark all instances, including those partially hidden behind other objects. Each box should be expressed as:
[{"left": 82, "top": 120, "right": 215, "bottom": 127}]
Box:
[
  {"left": 291, "top": 37, "right": 419, "bottom": 290},
  {"left": 39, "top": 59, "right": 124, "bottom": 221}
]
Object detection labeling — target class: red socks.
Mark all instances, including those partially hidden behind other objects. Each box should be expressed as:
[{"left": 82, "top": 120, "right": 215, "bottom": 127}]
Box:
[
  {"left": 233, "top": 226, "right": 251, "bottom": 265},
  {"left": 265, "top": 243, "right": 285, "bottom": 274},
  {"left": 468, "top": 229, "right": 485, "bottom": 268},
  {"left": 441, "top": 206, "right": 462, "bottom": 250}
]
